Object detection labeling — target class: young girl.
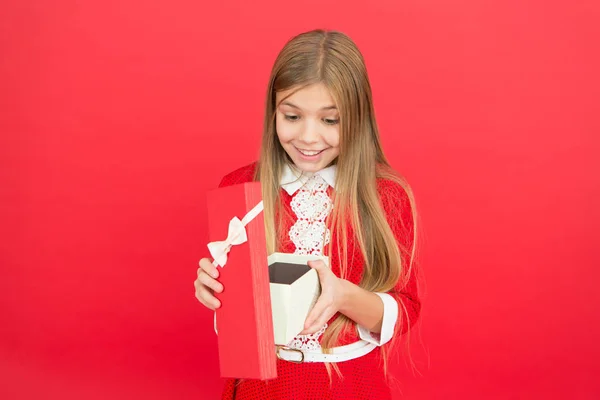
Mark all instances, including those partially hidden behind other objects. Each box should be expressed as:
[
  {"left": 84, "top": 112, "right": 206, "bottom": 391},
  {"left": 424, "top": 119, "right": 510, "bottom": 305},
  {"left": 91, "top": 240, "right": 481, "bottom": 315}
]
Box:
[{"left": 195, "top": 29, "right": 420, "bottom": 400}]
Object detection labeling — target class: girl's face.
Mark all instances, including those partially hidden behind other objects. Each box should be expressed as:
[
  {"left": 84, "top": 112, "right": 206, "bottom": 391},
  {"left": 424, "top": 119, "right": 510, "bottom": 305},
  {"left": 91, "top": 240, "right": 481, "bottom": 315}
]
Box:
[{"left": 275, "top": 83, "right": 340, "bottom": 173}]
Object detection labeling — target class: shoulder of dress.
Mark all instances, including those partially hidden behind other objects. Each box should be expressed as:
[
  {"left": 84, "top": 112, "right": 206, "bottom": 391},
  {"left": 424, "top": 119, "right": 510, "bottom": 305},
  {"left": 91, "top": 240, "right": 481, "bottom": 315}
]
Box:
[
  {"left": 218, "top": 162, "right": 258, "bottom": 188},
  {"left": 375, "top": 171, "right": 413, "bottom": 216}
]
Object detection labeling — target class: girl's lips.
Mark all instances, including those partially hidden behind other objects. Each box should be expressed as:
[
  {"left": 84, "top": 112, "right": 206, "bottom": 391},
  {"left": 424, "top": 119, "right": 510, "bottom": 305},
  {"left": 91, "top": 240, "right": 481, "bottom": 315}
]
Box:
[
  {"left": 297, "top": 148, "right": 325, "bottom": 156},
  {"left": 295, "top": 146, "right": 328, "bottom": 161}
]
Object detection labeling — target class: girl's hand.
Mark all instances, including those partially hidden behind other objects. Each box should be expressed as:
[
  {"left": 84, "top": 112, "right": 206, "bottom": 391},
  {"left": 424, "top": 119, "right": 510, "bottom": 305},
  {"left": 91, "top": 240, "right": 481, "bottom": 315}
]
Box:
[
  {"left": 300, "top": 260, "right": 347, "bottom": 335},
  {"left": 194, "top": 258, "right": 223, "bottom": 310}
]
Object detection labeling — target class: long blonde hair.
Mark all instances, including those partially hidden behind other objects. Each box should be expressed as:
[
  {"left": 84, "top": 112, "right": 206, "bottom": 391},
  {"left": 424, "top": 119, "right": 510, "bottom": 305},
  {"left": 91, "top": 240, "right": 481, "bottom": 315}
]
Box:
[{"left": 256, "top": 29, "right": 418, "bottom": 377}]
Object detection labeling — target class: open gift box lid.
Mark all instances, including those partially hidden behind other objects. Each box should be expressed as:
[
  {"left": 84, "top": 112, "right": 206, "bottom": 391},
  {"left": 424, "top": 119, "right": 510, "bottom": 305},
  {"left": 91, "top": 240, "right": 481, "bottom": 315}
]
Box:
[
  {"left": 207, "top": 182, "right": 276, "bottom": 380},
  {"left": 268, "top": 253, "right": 328, "bottom": 345}
]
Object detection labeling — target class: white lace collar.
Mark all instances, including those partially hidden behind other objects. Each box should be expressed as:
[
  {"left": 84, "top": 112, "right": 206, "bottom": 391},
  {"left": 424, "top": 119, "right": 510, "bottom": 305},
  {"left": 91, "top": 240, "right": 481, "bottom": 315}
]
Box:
[{"left": 280, "top": 164, "right": 336, "bottom": 195}]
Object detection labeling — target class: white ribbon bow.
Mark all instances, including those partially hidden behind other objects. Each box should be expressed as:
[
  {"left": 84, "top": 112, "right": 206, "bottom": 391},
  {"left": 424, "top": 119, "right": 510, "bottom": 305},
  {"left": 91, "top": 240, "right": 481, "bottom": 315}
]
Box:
[{"left": 207, "top": 200, "right": 264, "bottom": 267}]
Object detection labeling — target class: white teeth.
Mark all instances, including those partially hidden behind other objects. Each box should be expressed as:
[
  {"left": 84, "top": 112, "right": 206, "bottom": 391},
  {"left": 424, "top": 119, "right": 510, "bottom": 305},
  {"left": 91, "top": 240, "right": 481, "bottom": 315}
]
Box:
[{"left": 299, "top": 149, "right": 322, "bottom": 156}]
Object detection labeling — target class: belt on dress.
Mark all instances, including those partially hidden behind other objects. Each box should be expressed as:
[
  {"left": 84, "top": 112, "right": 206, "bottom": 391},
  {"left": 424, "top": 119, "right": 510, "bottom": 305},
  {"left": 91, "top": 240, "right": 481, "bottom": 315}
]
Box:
[{"left": 276, "top": 340, "right": 376, "bottom": 363}]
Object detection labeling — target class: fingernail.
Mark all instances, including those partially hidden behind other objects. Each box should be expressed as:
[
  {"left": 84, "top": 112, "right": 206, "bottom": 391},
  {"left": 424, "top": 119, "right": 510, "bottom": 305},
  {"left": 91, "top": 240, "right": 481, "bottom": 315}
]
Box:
[{"left": 212, "top": 270, "right": 219, "bottom": 278}]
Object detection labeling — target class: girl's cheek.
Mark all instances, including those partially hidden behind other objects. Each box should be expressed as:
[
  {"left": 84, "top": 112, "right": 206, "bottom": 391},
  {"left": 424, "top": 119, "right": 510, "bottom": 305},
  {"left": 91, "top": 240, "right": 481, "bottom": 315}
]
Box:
[
  {"left": 276, "top": 122, "right": 298, "bottom": 142},
  {"left": 323, "top": 128, "right": 340, "bottom": 147}
]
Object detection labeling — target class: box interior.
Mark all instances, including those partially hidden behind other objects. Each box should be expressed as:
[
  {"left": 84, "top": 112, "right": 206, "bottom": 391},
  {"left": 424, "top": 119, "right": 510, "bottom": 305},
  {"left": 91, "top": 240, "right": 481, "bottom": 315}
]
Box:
[{"left": 268, "top": 262, "right": 311, "bottom": 285}]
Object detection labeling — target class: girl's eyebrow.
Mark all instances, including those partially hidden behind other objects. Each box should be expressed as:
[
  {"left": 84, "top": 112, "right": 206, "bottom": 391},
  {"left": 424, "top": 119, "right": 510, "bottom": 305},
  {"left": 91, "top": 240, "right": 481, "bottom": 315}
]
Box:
[{"left": 281, "top": 101, "right": 338, "bottom": 111}]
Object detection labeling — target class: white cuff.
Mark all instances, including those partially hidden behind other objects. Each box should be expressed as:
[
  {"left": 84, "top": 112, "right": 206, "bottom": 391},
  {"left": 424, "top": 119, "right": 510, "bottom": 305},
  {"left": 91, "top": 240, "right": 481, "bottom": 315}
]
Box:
[{"left": 357, "top": 293, "right": 398, "bottom": 346}]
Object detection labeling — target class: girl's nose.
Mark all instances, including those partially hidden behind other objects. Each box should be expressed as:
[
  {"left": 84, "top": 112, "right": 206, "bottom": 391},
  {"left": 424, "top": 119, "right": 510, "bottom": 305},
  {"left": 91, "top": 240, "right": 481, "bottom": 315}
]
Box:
[{"left": 298, "top": 119, "right": 320, "bottom": 144}]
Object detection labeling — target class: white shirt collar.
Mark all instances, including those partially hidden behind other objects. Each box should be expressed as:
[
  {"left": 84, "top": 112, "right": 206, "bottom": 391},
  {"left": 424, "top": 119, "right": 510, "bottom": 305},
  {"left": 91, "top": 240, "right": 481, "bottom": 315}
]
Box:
[{"left": 280, "top": 163, "right": 337, "bottom": 195}]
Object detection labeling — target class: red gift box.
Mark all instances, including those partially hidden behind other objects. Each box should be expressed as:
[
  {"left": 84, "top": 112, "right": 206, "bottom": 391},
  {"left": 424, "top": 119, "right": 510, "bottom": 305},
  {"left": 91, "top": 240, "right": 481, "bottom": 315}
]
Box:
[{"left": 206, "top": 182, "right": 277, "bottom": 380}]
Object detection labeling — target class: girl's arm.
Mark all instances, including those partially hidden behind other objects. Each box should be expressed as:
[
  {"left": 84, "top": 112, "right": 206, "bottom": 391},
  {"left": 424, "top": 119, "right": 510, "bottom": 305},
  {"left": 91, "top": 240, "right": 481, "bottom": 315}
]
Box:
[
  {"left": 355, "top": 178, "right": 421, "bottom": 342},
  {"left": 381, "top": 179, "right": 421, "bottom": 337},
  {"left": 302, "top": 257, "right": 419, "bottom": 339},
  {"left": 301, "top": 179, "right": 421, "bottom": 339},
  {"left": 339, "top": 280, "right": 386, "bottom": 333},
  {"left": 301, "top": 260, "right": 386, "bottom": 334}
]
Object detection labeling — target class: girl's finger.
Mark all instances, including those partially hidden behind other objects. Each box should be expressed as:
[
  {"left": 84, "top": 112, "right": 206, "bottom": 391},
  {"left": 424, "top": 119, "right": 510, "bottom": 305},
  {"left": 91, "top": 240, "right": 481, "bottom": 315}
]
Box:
[
  {"left": 303, "top": 296, "right": 329, "bottom": 330},
  {"left": 195, "top": 282, "right": 222, "bottom": 309},
  {"left": 302, "top": 307, "right": 333, "bottom": 335},
  {"left": 307, "top": 260, "right": 328, "bottom": 272},
  {"left": 197, "top": 271, "right": 224, "bottom": 293},
  {"left": 199, "top": 258, "right": 219, "bottom": 279}
]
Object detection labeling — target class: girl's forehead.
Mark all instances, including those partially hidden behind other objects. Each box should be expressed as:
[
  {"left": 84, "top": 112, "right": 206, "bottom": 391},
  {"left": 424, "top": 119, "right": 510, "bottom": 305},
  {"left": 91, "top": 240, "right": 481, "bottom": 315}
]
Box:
[{"left": 276, "top": 83, "right": 338, "bottom": 110}]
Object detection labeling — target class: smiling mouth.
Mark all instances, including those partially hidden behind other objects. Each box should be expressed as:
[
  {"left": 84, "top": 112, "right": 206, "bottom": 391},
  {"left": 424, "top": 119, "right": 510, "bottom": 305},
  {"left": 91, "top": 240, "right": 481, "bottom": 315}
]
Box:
[{"left": 296, "top": 147, "right": 326, "bottom": 156}]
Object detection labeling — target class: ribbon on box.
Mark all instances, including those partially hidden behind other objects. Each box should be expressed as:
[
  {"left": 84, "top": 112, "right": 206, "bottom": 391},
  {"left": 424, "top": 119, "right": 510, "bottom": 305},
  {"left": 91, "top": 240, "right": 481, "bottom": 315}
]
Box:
[{"left": 207, "top": 200, "right": 264, "bottom": 268}]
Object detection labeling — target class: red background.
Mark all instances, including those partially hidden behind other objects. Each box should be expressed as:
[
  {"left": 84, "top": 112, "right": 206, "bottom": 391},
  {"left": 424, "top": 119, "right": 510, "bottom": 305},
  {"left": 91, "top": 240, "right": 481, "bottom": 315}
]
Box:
[{"left": 1, "top": 1, "right": 599, "bottom": 399}]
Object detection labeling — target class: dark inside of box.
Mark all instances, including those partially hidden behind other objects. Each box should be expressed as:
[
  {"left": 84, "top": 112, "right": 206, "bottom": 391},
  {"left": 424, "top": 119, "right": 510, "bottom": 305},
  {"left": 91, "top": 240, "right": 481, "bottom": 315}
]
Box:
[{"left": 268, "top": 262, "right": 311, "bottom": 285}]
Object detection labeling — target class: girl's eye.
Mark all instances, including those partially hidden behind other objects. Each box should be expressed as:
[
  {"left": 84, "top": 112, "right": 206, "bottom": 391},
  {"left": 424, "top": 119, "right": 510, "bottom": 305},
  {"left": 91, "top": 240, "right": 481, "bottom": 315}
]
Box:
[
  {"left": 323, "top": 118, "right": 339, "bottom": 125},
  {"left": 285, "top": 114, "right": 300, "bottom": 122}
]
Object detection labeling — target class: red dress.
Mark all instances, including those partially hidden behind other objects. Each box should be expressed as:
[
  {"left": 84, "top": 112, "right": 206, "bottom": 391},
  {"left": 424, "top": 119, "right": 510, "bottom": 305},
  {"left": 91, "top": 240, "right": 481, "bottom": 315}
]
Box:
[{"left": 218, "top": 163, "right": 420, "bottom": 400}]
